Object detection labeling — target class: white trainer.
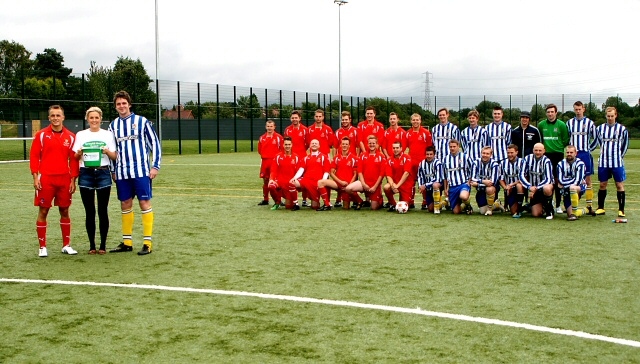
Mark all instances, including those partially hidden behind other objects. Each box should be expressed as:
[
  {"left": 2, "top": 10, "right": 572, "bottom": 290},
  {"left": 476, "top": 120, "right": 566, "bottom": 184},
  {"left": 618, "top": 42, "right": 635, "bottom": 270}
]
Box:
[
  {"left": 39, "top": 247, "right": 48, "bottom": 257},
  {"left": 434, "top": 208, "right": 440, "bottom": 215},
  {"left": 61, "top": 245, "right": 78, "bottom": 255},
  {"left": 555, "top": 207, "right": 563, "bottom": 214},
  {"left": 485, "top": 209, "right": 493, "bottom": 216},
  {"left": 546, "top": 214, "right": 554, "bottom": 220}
]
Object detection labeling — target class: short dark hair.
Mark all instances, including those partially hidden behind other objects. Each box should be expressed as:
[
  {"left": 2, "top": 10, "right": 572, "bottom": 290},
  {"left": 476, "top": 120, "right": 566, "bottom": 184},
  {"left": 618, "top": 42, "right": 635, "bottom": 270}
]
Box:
[{"left": 113, "top": 90, "right": 132, "bottom": 105}]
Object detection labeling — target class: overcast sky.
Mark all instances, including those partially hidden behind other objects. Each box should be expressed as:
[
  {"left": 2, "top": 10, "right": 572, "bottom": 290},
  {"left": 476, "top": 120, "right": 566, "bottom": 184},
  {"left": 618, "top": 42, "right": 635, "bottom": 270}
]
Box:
[{"left": 3, "top": 0, "right": 640, "bottom": 103}]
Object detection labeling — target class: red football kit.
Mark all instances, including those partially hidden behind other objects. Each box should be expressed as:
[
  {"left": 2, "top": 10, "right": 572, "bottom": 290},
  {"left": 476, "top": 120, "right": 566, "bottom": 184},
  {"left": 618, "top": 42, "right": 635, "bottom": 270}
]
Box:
[
  {"left": 284, "top": 124, "right": 309, "bottom": 156},
  {"left": 358, "top": 151, "right": 386, "bottom": 203},
  {"left": 385, "top": 153, "right": 414, "bottom": 203},
  {"left": 269, "top": 152, "right": 302, "bottom": 206},
  {"left": 406, "top": 127, "right": 432, "bottom": 205},
  {"left": 334, "top": 126, "right": 359, "bottom": 155},
  {"left": 295, "top": 152, "right": 331, "bottom": 203},
  {"left": 258, "top": 132, "right": 284, "bottom": 178},
  {"left": 30, "top": 126, "right": 79, "bottom": 208},
  {"left": 357, "top": 120, "right": 386, "bottom": 153},
  {"left": 383, "top": 127, "right": 408, "bottom": 157},
  {"left": 332, "top": 152, "right": 359, "bottom": 183},
  {"left": 307, "top": 123, "right": 336, "bottom": 155}
]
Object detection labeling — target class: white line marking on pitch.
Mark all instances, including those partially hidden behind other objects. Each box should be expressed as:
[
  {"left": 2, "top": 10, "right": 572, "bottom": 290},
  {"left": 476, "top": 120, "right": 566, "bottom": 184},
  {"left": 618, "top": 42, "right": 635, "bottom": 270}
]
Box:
[
  {"left": 1, "top": 278, "right": 638, "bottom": 348},
  {"left": 168, "top": 163, "right": 259, "bottom": 167}
]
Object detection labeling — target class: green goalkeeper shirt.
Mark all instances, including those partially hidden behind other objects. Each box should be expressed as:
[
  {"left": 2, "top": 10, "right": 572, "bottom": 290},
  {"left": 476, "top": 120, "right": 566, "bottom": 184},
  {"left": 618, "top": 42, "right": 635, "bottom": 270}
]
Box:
[{"left": 538, "top": 119, "right": 569, "bottom": 153}]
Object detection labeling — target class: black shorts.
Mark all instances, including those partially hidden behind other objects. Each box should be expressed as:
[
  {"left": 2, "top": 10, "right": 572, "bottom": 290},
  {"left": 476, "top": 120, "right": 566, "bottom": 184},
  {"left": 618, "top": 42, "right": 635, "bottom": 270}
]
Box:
[
  {"left": 545, "top": 152, "right": 564, "bottom": 179},
  {"left": 530, "top": 188, "right": 548, "bottom": 206}
]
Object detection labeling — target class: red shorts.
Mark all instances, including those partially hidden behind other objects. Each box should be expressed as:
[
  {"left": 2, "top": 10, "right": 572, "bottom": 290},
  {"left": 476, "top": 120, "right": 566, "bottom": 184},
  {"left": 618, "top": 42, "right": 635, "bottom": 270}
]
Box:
[
  {"left": 398, "top": 185, "right": 413, "bottom": 203},
  {"left": 299, "top": 177, "right": 320, "bottom": 202},
  {"left": 34, "top": 174, "right": 72, "bottom": 208},
  {"left": 259, "top": 159, "right": 272, "bottom": 179},
  {"left": 365, "top": 184, "right": 383, "bottom": 204}
]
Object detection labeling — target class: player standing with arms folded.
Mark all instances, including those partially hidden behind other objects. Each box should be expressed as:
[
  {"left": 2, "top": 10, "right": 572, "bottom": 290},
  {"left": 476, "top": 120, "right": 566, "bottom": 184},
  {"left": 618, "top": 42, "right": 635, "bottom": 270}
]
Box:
[
  {"left": 30, "top": 105, "right": 80, "bottom": 257},
  {"left": 284, "top": 111, "right": 309, "bottom": 206},
  {"left": 357, "top": 106, "right": 386, "bottom": 154},
  {"left": 484, "top": 106, "right": 511, "bottom": 162},
  {"left": 405, "top": 113, "right": 433, "bottom": 208},
  {"left": 460, "top": 110, "right": 487, "bottom": 163},
  {"left": 431, "top": 108, "right": 461, "bottom": 161},
  {"left": 109, "top": 91, "right": 162, "bottom": 255},
  {"left": 538, "top": 104, "right": 569, "bottom": 214},
  {"left": 566, "top": 101, "right": 598, "bottom": 215},
  {"left": 332, "top": 111, "right": 358, "bottom": 207},
  {"left": 257, "top": 119, "right": 284, "bottom": 206},
  {"left": 383, "top": 112, "right": 407, "bottom": 159},
  {"left": 594, "top": 107, "right": 629, "bottom": 217}
]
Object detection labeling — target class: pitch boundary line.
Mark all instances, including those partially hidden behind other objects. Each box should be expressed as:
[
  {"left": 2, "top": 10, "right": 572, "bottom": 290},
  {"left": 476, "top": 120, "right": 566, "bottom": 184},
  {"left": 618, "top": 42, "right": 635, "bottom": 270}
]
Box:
[{"left": 1, "top": 278, "right": 638, "bottom": 348}]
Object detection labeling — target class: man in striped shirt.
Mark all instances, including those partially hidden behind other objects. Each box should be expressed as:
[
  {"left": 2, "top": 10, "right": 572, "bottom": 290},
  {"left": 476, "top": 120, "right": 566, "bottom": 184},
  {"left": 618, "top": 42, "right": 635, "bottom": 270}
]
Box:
[
  {"left": 417, "top": 146, "right": 444, "bottom": 213},
  {"left": 484, "top": 106, "right": 512, "bottom": 162},
  {"left": 594, "top": 107, "right": 629, "bottom": 217},
  {"left": 558, "top": 145, "right": 588, "bottom": 221},
  {"left": 566, "top": 101, "right": 597, "bottom": 214},
  {"left": 460, "top": 110, "right": 487, "bottom": 162},
  {"left": 432, "top": 108, "right": 461, "bottom": 161},
  {"left": 499, "top": 144, "right": 526, "bottom": 217},
  {"left": 519, "top": 143, "right": 555, "bottom": 219},
  {"left": 469, "top": 146, "right": 501, "bottom": 216},
  {"left": 442, "top": 139, "right": 472, "bottom": 215},
  {"left": 109, "top": 91, "right": 162, "bottom": 255}
]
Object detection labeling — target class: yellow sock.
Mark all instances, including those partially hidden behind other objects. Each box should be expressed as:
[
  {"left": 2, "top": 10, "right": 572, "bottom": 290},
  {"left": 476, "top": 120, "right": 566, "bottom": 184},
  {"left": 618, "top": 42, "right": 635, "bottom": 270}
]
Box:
[
  {"left": 487, "top": 193, "right": 495, "bottom": 209},
  {"left": 571, "top": 190, "right": 579, "bottom": 209},
  {"left": 433, "top": 190, "right": 441, "bottom": 209},
  {"left": 142, "top": 208, "right": 154, "bottom": 249},
  {"left": 122, "top": 209, "right": 134, "bottom": 246},
  {"left": 585, "top": 185, "right": 593, "bottom": 208}
]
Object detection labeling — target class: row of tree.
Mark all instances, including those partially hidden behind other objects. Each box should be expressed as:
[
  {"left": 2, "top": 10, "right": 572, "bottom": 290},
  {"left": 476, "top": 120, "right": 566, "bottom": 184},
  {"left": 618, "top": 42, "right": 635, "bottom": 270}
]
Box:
[{"left": 2, "top": 39, "right": 639, "bottom": 135}]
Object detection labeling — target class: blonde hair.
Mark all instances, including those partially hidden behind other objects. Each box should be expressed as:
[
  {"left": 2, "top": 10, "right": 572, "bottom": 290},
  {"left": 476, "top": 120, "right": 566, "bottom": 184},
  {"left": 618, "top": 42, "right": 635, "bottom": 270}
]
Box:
[{"left": 85, "top": 106, "right": 103, "bottom": 120}]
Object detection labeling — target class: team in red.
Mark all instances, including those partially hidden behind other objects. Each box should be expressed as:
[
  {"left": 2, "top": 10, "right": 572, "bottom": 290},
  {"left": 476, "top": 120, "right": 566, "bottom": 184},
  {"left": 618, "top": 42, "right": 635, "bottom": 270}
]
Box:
[{"left": 258, "top": 107, "right": 433, "bottom": 211}]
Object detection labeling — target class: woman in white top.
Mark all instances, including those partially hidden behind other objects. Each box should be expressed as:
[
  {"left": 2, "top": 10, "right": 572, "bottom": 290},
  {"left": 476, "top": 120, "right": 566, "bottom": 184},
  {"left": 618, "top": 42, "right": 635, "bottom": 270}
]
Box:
[{"left": 72, "top": 107, "right": 117, "bottom": 254}]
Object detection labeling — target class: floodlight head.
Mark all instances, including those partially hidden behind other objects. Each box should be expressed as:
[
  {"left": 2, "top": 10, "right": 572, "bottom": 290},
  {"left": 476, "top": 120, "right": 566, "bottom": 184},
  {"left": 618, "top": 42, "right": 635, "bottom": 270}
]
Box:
[{"left": 334, "top": 0, "right": 348, "bottom": 5}]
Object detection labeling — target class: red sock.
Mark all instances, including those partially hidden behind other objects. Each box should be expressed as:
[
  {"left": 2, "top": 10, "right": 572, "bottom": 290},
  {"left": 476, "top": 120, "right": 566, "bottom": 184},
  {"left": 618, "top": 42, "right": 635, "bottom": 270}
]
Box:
[
  {"left": 36, "top": 221, "right": 47, "bottom": 248},
  {"left": 262, "top": 183, "right": 269, "bottom": 201},
  {"left": 384, "top": 189, "right": 396, "bottom": 205},
  {"left": 351, "top": 193, "right": 363, "bottom": 204},
  {"left": 320, "top": 187, "right": 331, "bottom": 206},
  {"left": 60, "top": 218, "right": 71, "bottom": 246}
]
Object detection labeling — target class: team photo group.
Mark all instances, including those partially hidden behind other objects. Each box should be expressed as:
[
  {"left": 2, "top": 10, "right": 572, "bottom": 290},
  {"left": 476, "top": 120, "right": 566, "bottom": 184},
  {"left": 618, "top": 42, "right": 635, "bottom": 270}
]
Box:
[{"left": 258, "top": 103, "right": 628, "bottom": 221}]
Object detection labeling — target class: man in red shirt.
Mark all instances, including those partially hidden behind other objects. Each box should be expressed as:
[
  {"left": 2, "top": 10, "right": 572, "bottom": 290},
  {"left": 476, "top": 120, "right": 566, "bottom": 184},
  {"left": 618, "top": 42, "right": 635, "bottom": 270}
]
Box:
[
  {"left": 332, "top": 110, "right": 358, "bottom": 207},
  {"left": 383, "top": 141, "right": 414, "bottom": 212},
  {"left": 406, "top": 113, "right": 433, "bottom": 208},
  {"left": 307, "top": 109, "right": 335, "bottom": 157},
  {"left": 30, "top": 105, "right": 80, "bottom": 257},
  {"left": 345, "top": 135, "right": 387, "bottom": 210},
  {"left": 289, "top": 139, "right": 331, "bottom": 210},
  {"left": 284, "top": 110, "right": 308, "bottom": 157},
  {"left": 383, "top": 112, "right": 407, "bottom": 158},
  {"left": 357, "top": 106, "right": 385, "bottom": 155},
  {"left": 317, "top": 137, "right": 362, "bottom": 210},
  {"left": 258, "top": 119, "right": 284, "bottom": 205},
  {"left": 268, "top": 137, "right": 302, "bottom": 210}
]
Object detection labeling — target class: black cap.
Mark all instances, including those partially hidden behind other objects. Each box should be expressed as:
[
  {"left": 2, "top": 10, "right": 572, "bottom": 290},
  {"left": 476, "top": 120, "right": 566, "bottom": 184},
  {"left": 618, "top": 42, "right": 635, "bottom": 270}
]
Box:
[{"left": 520, "top": 111, "right": 531, "bottom": 118}]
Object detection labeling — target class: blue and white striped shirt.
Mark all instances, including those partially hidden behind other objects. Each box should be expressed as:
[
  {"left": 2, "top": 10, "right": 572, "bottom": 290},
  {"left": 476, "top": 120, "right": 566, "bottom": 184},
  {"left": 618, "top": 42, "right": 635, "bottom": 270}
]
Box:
[
  {"left": 431, "top": 122, "right": 461, "bottom": 161},
  {"left": 500, "top": 157, "right": 525, "bottom": 185},
  {"left": 557, "top": 158, "right": 586, "bottom": 187},
  {"left": 460, "top": 125, "right": 488, "bottom": 162},
  {"left": 595, "top": 122, "right": 628, "bottom": 168},
  {"left": 417, "top": 158, "right": 443, "bottom": 189},
  {"left": 519, "top": 154, "right": 553, "bottom": 189},
  {"left": 485, "top": 121, "right": 512, "bottom": 162},
  {"left": 469, "top": 157, "right": 500, "bottom": 186},
  {"left": 566, "top": 117, "right": 597, "bottom": 152},
  {"left": 442, "top": 152, "right": 470, "bottom": 187},
  {"left": 109, "top": 113, "right": 162, "bottom": 180}
]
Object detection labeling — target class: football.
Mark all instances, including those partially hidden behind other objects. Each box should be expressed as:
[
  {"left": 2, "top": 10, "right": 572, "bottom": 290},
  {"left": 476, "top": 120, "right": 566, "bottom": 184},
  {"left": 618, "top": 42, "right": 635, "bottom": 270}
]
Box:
[{"left": 396, "top": 201, "right": 409, "bottom": 214}]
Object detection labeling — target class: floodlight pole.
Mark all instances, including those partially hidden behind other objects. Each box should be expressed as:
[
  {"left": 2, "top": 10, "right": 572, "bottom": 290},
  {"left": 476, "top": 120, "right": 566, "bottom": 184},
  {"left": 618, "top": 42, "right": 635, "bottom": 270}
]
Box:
[
  {"left": 155, "top": 0, "right": 162, "bottom": 139},
  {"left": 334, "top": 0, "right": 347, "bottom": 115}
]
